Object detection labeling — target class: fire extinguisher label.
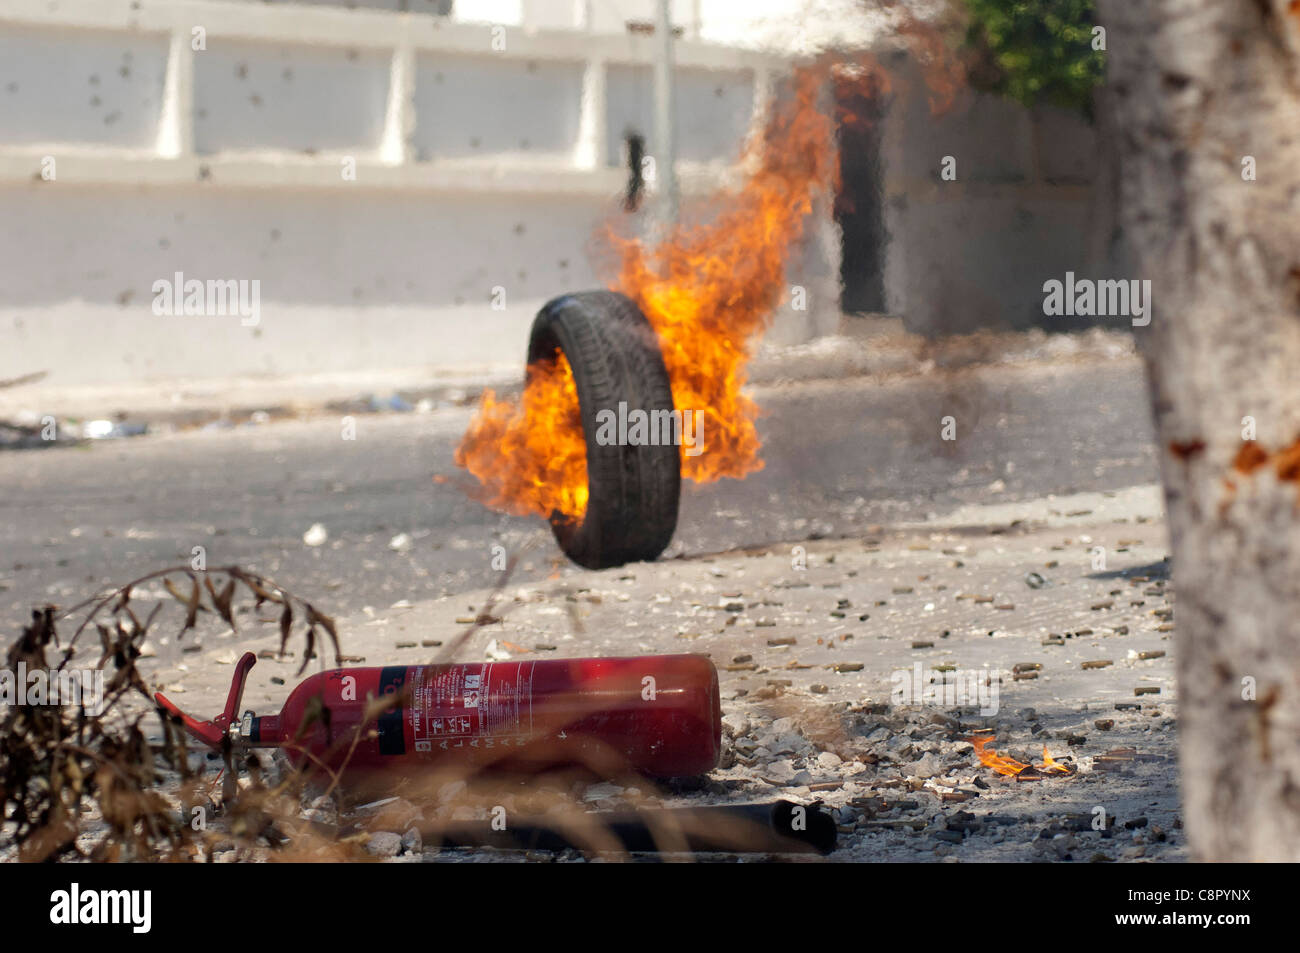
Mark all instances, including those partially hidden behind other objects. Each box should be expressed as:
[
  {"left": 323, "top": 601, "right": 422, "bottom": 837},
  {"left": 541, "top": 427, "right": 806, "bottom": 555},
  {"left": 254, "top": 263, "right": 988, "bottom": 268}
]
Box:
[
  {"left": 407, "top": 662, "right": 536, "bottom": 754},
  {"left": 376, "top": 666, "right": 408, "bottom": 756}
]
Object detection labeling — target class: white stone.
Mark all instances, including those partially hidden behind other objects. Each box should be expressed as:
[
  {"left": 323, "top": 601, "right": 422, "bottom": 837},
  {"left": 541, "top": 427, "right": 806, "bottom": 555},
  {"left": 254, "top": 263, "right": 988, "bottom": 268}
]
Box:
[{"left": 366, "top": 832, "right": 402, "bottom": 857}]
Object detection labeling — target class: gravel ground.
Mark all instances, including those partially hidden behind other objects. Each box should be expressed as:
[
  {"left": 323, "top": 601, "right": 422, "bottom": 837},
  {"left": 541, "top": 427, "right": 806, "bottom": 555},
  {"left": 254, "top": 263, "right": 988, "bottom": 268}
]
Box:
[{"left": 30, "top": 481, "right": 1183, "bottom": 864}]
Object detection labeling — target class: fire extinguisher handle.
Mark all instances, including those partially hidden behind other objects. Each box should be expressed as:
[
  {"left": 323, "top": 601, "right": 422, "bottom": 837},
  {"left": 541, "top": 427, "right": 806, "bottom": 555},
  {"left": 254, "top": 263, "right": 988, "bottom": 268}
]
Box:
[{"left": 155, "top": 651, "right": 258, "bottom": 750}]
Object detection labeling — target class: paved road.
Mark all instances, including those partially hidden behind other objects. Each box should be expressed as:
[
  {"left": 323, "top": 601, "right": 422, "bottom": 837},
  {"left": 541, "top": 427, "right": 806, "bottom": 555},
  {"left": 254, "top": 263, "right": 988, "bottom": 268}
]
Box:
[{"left": 0, "top": 358, "right": 1157, "bottom": 637}]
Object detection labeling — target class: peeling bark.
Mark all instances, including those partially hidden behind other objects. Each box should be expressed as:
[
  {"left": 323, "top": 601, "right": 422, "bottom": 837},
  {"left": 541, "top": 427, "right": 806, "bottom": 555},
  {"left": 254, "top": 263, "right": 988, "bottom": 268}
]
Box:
[{"left": 1097, "top": 0, "right": 1300, "bottom": 860}]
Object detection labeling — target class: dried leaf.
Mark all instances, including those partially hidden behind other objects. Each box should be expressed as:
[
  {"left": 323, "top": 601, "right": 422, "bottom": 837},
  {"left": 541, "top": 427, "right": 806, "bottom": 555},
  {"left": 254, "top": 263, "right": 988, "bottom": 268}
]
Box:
[
  {"left": 205, "top": 576, "right": 237, "bottom": 631},
  {"left": 305, "top": 604, "right": 340, "bottom": 666},
  {"left": 163, "top": 577, "right": 189, "bottom": 607},
  {"left": 95, "top": 623, "right": 112, "bottom": 666},
  {"left": 218, "top": 579, "right": 237, "bottom": 629},
  {"left": 182, "top": 574, "right": 200, "bottom": 633},
  {"left": 240, "top": 575, "right": 282, "bottom": 607},
  {"left": 278, "top": 601, "right": 293, "bottom": 657},
  {"left": 296, "top": 626, "right": 317, "bottom": 677}
]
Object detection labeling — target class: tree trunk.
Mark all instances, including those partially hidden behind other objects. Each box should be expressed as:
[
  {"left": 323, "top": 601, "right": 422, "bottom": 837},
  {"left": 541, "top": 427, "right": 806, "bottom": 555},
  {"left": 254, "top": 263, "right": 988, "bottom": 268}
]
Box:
[{"left": 1096, "top": 0, "right": 1300, "bottom": 860}]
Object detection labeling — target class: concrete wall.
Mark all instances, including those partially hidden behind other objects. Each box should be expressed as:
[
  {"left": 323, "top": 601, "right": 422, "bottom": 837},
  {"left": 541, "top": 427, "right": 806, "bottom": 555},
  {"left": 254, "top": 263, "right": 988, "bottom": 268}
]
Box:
[
  {"left": 0, "top": 0, "right": 830, "bottom": 388},
  {"left": 0, "top": 0, "right": 1104, "bottom": 390},
  {"left": 873, "top": 54, "right": 1102, "bottom": 335},
  {"left": 4, "top": 186, "right": 611, "bottom": 382}
]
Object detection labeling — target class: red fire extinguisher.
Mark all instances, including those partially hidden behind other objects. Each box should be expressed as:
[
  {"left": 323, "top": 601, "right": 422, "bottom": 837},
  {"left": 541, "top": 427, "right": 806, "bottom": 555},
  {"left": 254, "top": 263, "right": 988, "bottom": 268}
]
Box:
[{"left": 155, "top": 652, "right": 721, "bottom": 782}]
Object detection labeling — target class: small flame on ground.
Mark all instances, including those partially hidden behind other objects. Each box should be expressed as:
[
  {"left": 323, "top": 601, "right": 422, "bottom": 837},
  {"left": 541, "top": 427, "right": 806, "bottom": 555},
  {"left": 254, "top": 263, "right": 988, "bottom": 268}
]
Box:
[
  {"left": 971, "top": 736, "right": 1073, "bottom": 778},
  {"left": 1039, "top": 744, "right": 1074, "bottom": 775}
]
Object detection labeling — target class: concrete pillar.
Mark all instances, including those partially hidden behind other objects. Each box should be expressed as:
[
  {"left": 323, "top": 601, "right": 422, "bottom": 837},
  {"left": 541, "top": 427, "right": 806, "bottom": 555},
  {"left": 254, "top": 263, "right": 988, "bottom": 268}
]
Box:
[
  {"left": 157, "top": 28, "right": 195, "bottom": 159},
  {"left": 575, "top": 56, "right": 606, "bottom": 169},
  {"left": 381, "top": 32, "right": 416, "bottom": 165}
]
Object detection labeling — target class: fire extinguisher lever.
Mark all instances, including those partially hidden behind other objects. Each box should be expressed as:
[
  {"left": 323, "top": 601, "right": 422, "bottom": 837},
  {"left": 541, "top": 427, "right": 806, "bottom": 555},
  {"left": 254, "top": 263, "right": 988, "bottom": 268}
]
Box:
[{"left": 155, "top": 651, "right": 258, "bottom": 750}]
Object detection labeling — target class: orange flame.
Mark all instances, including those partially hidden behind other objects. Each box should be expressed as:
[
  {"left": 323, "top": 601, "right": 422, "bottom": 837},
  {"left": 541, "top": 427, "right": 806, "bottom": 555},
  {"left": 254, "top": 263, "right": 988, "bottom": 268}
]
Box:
[
  {"left": 455, "top": 66, "right": 837, "bottom": 517},
  {"left": 971, "top": 736, "right": 1073, "bottom": 778},
  {"left": 971, "top": 736, "right": 1030, "bottom": 777},
  {"left": 611, "top": 68, "right": 836, "bottom": 485},
  {"left": 453, "top": 350, "right": 589, "bottom": 520},
  {"left": 1039, "top": 744, "right": 1074, "bottom": 775}
]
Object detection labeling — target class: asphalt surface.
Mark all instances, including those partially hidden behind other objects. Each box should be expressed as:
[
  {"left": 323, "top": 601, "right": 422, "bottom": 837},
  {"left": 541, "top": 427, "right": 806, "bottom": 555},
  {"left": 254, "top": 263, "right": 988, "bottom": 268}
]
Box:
[{"left": 0, "top": 358, "right": 1157, "bottom": 638}]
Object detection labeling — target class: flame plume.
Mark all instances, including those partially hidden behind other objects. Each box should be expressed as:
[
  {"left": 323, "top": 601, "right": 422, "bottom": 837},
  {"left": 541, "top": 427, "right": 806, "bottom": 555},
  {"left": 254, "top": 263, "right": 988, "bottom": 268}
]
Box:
[
  {"left": 454, "top": 27, "right": 963, "bottom": 521},
  {"left": 454, "top": 67, "right": 836, "bottom": 518},
  {"left": 611, "top": 68, "right": 836, "bottom": 485},
  {"left": 454, "top": 350, "right": 589, "bottom": 520}
]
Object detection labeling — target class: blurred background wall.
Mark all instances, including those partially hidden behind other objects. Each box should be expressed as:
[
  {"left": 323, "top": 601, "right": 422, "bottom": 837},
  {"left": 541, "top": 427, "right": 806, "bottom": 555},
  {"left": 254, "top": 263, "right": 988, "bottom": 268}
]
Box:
[{"left": 0, "top": 0, "right": 1103, "bottom": 388}]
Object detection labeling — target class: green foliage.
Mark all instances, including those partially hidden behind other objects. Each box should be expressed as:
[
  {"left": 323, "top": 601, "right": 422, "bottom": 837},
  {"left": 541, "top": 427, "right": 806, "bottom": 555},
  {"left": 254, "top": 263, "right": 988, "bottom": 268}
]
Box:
[{"left": 962, "top": 0, "right": 1106, "bottom": 115}]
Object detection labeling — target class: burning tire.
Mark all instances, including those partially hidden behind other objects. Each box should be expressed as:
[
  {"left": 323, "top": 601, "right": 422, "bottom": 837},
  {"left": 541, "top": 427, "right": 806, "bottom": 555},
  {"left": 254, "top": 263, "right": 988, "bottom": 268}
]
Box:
[{"left": 529, "top": 291, "right": 681, "bottom": 569}]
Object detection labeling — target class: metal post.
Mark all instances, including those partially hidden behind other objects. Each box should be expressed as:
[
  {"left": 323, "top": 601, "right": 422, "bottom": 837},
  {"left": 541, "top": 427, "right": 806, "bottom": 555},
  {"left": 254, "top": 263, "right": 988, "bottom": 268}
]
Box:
[{"left": 653, "top": 0, "right": 679, "bottom": 231}]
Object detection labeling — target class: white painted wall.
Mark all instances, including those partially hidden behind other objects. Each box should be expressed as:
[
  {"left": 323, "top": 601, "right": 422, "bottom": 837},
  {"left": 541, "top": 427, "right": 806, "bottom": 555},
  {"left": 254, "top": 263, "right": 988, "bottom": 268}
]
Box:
[
  {"left": 605, "top": 63, "right": 754, "bottom": 163},
  {"left": 192, "top": 40, "right": 392, "bottom": 156},
  {"left": 0, "top": 0, "right": 1100, "bottom": 391},
  {"left": 413, "top": 54, "right": 586, "bottom": 160},
  {"left": 4, "top": 185, "right": 607, "bottom": 383},
  {"left": 0, "top": 0, "right": 831, "bottom": 389},
  {"left": 0, "top": 23, "right": 170, "bottom": 150}
]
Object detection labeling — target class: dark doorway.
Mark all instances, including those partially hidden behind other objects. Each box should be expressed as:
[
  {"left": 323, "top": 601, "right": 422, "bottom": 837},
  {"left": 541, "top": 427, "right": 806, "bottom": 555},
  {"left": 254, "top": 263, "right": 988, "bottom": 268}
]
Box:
[{"left": 835, "top": 78, "right": 888, "bottom": 314}]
